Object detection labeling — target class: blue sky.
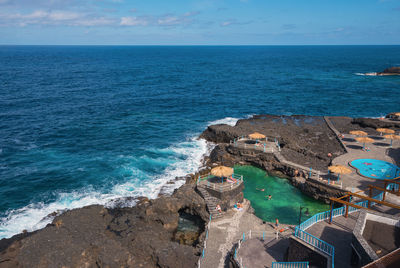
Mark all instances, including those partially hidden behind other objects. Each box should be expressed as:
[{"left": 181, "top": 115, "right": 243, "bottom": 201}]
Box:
[{"left": 0, "top": 0, "right": 399, "bottom": 45}]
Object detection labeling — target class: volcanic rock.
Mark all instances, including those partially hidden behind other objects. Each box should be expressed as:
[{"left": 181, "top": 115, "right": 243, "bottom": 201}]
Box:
[
  {"left": 202, "top": 115, "right": 346, "bottom": 171},
  {"left": 0, "top": 184, "right": 208, "bottom": 268},
  {"left": 378, "top": 66, "right": 400, "bottom": 75}
]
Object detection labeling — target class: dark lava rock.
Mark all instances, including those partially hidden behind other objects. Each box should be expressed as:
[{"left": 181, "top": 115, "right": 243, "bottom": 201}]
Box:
[
  {"left": 386, "top": 112, "right": 400, "bottom": 121},
  {"left": 329, "top": 116, "right": 400, "bottom": 135},
  {"left": 0, "top": 184, "right": 208, "bottom": 268},
  {"left": 202, "top": 115, "right": 345, "bottom": 171},
  {"left": 378, "top": 66, "right": 400, "bottom": 75}
]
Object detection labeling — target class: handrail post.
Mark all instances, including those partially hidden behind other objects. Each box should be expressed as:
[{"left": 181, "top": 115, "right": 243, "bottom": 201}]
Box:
[
  {"left": 329, "top": 200, "right": 334, "bottom": 224},
  {"left": 383, "top": 181, "right": 387, "bottom": 201}
]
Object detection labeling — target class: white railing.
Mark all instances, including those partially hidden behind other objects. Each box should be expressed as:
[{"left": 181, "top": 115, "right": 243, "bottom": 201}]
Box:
[
  {"left": 197, "top": 173, "right": 244, "bottom": 192},
  {"left": 233, "top": 229, "right": 292, "bottom": 268}
]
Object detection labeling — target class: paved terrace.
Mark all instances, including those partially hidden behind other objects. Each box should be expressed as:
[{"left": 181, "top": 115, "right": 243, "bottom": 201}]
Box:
[
  {"left": 199, "top": 199, "right": 294, "bottom": 268},
  {"left": 325, "top": 116, "right": 400, "bottom": 194}
]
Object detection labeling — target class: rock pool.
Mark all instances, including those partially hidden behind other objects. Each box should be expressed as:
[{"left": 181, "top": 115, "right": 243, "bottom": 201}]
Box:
[{"left": 235, "top": 165, "right": 329, "bottom": 225}]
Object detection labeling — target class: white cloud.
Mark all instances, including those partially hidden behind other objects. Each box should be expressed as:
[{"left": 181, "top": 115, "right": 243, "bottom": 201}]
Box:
[
  {"left": 71, "top": 17, "right": 115, "bottom": 26},
  {"left": 48, "top": 11, "right": 81, "bottom": 21},
  {"left": 157, "top": 16, "right": 180, "bottom": 26},
  {"left": 221, "top": 21, "right": 233, "bottom": 26},
  {"left": 0, "top": 7, "right": 201, "bottom": 28},
  {"left": 120, "top": 16, "right": 148, "bottom": 26},
  {"left": 220, "top": 19, "right": 252, "bottom": 27},
  {"left": 0, "top": 10, "right": 115, "bottom": 26},
  {"left": 120, "top": 12, "right": 199, "bottom": 27}
]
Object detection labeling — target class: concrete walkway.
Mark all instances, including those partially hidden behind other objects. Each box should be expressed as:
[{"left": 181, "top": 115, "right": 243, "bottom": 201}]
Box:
[
  {"left": 200, "top": 199, "right": 294, "bottom": 268},
  {"left": 237, "top": 237, "right": 290, "bottom": 268}
]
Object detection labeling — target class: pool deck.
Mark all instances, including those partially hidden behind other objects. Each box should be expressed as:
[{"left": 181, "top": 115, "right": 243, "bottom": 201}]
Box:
[{"left": 325, "top": 116, "right": 400, "bottom": 194}]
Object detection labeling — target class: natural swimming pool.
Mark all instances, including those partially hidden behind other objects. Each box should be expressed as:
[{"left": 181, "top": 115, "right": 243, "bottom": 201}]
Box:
[
  {"left": 350, "top": 159, "right": 400, "bottom": 180},
  {"left": 234, "top": 165, "right": 329, "bottom": 225}
]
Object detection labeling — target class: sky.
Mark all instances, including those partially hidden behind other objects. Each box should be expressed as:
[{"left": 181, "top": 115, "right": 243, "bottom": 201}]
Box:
[{"left": 0, "top": 0, "right": 399, "bottom": 45}]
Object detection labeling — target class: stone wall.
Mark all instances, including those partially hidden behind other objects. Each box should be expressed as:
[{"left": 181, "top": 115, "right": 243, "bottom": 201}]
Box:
[
  {"left": 286, "top": 236, "right": 329, "bottom": 268},
  {"left": 205, "top": 183, "right": 244, "bottom": 211}
]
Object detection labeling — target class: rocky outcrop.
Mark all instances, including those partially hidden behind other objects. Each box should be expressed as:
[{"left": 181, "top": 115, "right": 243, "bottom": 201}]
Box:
[
  {"left": 0, "top": 184, "right": 208, "bottom": 268},
  {"left": 352, "top": 117, "right": 400, "bottom": 130},
  {"left": 326, "top": 116, "right": 400, "bottom": 136},
  {"left": 202, "top": 115, "right": 345, "bottom": 171},
  {"left": 378, "top": 67, "right": 400, "bottom": 75},
  {"left": 386, "top": 112, "right": 400, "bottom": 121}
]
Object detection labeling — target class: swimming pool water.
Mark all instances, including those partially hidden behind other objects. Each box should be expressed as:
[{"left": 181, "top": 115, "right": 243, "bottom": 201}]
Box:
[
  {"left": 350, "top": 159, "right": 400, "bottom": 180},
  {"left": 234, "top": 165, "right": 329, "bottom": 225}
]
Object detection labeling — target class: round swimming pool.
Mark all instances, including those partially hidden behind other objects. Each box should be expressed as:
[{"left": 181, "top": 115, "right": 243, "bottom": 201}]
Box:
[{"left": 350, "top": 159, "right": 400, "bottom": 180}]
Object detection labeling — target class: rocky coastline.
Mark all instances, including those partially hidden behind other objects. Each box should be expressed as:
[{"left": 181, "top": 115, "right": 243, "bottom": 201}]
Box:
[
  {"left": 378, "top": 66, "right": 400, "bottom": 75},
  {"left": 1, "top": 114, "right": 400, "bottom": 268},
  {"left": 364, "top": 66, "right": 400, "bottom": 76}
]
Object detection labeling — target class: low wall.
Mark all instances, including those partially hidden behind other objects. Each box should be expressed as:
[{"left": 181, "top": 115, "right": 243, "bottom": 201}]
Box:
[
  {"left": 291, "top": 176, "right": 347, "bottom": 204},
  {"left": 205, "top": 183, "right": 244, "bottom": 211},
  {"left": 286, "top": 236, "right": 329, "bottom": 268}
]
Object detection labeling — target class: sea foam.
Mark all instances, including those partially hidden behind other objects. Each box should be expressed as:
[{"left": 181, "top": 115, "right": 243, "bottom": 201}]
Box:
[{"left": 0, "top": 117, "right": 240, "bottom": 239}]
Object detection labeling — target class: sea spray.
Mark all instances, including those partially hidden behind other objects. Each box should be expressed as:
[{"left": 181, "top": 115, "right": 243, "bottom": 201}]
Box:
[{"left": 0, "top": 116, "right": 240, "bottom": 239}]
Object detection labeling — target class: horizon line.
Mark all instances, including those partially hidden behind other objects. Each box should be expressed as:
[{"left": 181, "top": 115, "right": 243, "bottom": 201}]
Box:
[{"left": 1, "top": 44, "right": 400, "bottom": 46}]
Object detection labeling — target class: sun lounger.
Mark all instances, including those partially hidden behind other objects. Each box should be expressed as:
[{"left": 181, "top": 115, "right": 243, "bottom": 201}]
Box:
[{"left": 227, "top": 177, "right": 237, "bottom": 183}]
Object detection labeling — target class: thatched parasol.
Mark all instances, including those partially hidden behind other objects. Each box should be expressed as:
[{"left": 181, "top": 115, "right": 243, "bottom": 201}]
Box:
[
  {"left": 355, "top": 136, "right": 374, "bottom": 150},
  {"left": 383, "top": 134, "right": 400, "bottom": 147},
  {"left": 395, "top": 112, "right": 400, "bottom": 117},
  {"left": 328, "top": 165, "right": 352, "bottom": 181},
  {"left": 211, "top": 166, "right": 233, "bottom": 178},
  {"left": 249, "top": 132, "right": 266, "bottom": 140},
  {"left": 349, "top": 130, "right": 368, "bottom": 136},
  {"left": 376, "top": 128, "right": 395, "bottom": 135}
]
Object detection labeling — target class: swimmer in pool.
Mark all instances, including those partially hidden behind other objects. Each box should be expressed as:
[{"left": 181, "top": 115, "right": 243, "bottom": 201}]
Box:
[
  {"left": 266, "top": 195, "right": 272, "bottom": 200},
  {"left": 257, "top": 188, "right": 265, "bottom": 192}
]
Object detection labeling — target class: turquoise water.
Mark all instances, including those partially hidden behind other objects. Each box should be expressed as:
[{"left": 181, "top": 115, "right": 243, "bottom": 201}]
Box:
[
  {"left": 350, "top": 159, "right": 400, "bottom": 180},
  {"left": 235, "top": 165, "right": 329, "bottom": 225},
  {"left": 0, "top": 45, "right": 400, "bottom": 238}
]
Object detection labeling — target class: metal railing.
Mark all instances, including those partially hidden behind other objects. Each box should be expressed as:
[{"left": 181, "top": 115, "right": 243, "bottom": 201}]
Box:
[
  {"left": 229, "top": 136, "right": 281, "bottom": 153},
  {"left": 294, "top": 228, "right": 334, "bottom": 256},
  {"left": 294, "top": 181, "right": 398, "bottom": 268},
  {"left": 272, "top": 261, "right": 309, "bottom": 268},
  {"left": 197, "top": 173, "right": 244, "bottom": 192},
  {"left": 197, "top": 215, "right": 212, "bottom": 268}
]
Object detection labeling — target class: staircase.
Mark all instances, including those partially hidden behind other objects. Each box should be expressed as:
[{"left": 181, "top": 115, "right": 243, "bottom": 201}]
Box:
[{"left": 197, "top": 186, "right": 224, "bottom": 219}]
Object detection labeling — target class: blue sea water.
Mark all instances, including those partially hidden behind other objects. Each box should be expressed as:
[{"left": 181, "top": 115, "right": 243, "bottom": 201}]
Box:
[{"left": 0, "top": 45, "right": 400, "bottom": 238}]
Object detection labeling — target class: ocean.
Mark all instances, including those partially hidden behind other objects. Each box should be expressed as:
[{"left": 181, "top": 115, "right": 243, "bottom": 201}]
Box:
[{"left": 0, "top": 45, "right": 399, "bottom": 238}]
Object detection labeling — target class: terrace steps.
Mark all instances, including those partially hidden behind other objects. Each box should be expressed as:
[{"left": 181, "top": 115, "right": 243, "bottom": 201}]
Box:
[{"left": 197, "top": 186, "right": 224, "bottom": 219}]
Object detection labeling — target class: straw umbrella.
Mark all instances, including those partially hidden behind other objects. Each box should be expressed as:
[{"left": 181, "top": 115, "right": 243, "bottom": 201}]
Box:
[
  {"left": 211, "top": 166, "right": 234, "bottom": 183},
  {"left": 355, "top": 137, "right": 374, "bottom": 150},
  {"left": 376, "top": 128, "right": 395, "bottom": 136},
  {"left": 383, "top": 134, "right": 400, "bottom": 147},
  {"left": 328, "top": 165, "right": 352, "bottom": 181},
  {"left": 349, "top": 130, "right": 368, "bottom": 136},
  {"left": 249, "top": 132, "right": 266, "bottom": 140}
]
